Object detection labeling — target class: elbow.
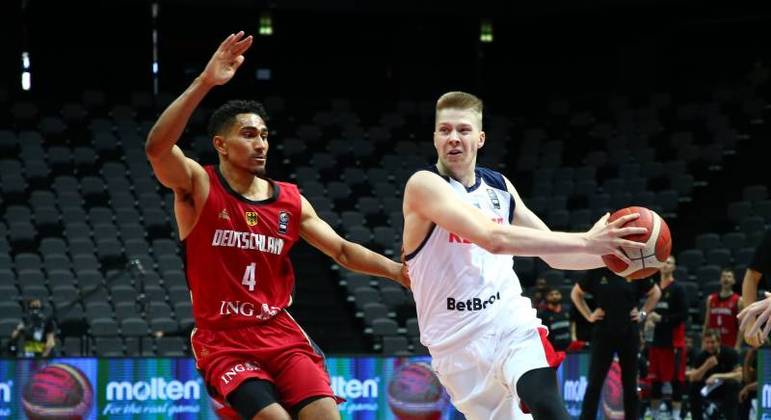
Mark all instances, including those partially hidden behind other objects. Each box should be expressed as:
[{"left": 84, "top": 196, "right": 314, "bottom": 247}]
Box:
[
  {"left": 483, "top": 228, "right": 507, "bottom": 255},
  {"left": 145, "top": 136, "right": 162, "bottom": 160}
]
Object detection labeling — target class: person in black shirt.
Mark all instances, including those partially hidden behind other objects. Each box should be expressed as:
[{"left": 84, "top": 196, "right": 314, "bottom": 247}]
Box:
[
  {"left": 9, "top": 298, "right": 57, "bottom": 358},
  {"left": 538, "top": 287, "right": 572, "bottom": 351},
  {"left": 571, "top": 268, "right": 661, "bottom": 420},
  {"left": 738, "top": 230, "right": 771, "bottom": 345},
  {"left": 686, "top": 329, "right": 741, "bottom": 420}
]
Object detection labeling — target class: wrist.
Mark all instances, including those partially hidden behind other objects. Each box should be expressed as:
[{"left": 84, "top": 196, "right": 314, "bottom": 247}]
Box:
[{"left": 195, "top": 74, "right": 217, "bottom": 90}]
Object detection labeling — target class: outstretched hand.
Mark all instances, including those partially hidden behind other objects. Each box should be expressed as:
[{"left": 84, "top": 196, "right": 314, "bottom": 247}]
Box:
[
  {"left": 584, "top": 212, "right": 647, "bottom": 265},
  {"left": 201, "top": 31, "right": 253, "bottom": 87},
  {"left": 738, "top": 291, "right": 771, "bottom": 346}
]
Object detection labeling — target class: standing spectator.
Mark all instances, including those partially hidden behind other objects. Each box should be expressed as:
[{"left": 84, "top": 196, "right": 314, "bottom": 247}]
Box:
[
  {"left": 704, "top": 267, "right": 741, "bottom": 350},
  {"left": 686, "top": 329, "right": 741, "bottom": 420},
  {"left": 538, "top": 287, "right": 571, "bottom": 351},
  {"left": 647, "top": 256, "right": 689, "bottom": 419},
  {"left": 9, "top": 298, "right": 57, "bottom": 358},
  {"left": 738, "top": 230, "right": 771, "bottom": 346},
  {"left": 530, "top": 275, "right": 549, "bottom": 311},
  {"left": 571, "top": 268, "right": 660, "bottom": 420}
]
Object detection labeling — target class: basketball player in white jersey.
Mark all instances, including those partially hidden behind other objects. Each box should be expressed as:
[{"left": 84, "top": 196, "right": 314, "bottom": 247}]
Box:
[{"left": 402, "top": 91, "right": 648, "bottom": 420}]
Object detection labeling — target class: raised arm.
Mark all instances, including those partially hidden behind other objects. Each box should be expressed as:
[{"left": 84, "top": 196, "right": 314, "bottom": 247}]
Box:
[
  {"left": 299, "top": 196, "right": 409, "bottom": 288},
  {"left": 145, "top": 32, "right": 253, "bottom": 194},
  {"left": 404, "top": 170, "right": 645, "bottom": 260},
  {"left": 504, "top": 177, "right": 605, "bottom": 270}
]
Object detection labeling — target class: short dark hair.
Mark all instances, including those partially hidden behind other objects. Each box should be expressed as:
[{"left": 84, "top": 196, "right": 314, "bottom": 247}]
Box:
[
  {"left": 703, "top": 329, "right": 721, "bottom": 341},
  {"left": 721, "top": 266, "right": 735, "bottom": 274},
  {"left": 207, "top": 100, "right": 269, "bottom": 138}
]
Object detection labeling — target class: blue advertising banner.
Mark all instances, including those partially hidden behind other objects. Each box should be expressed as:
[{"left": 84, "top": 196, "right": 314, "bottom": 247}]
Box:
[
  {"left": 0, "top": 352, "right": 616, "bottom": 419},
  {"left": 757, "top": 348, "right": 771, "bottom": 419}
]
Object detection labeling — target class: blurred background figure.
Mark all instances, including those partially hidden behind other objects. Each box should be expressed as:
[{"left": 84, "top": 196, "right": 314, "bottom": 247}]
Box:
[{"left": 9, "top": 298, "right": 57, "bottom": 358}]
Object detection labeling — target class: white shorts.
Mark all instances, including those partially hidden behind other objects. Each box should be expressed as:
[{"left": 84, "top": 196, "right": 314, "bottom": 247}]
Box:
[{"left": 430, "top": 327, "right": 562, "bottom": 420}]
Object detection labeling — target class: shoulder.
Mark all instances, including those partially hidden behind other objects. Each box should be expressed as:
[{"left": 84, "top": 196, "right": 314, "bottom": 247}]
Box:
[
  {"left": 476, "top": 167, "right": 508, "bottom": 192},
  {"left": 405, "top": 169, "right": 448, "bottom": 193}
]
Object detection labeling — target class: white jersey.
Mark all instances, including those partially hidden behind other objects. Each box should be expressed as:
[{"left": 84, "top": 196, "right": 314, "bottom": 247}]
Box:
[{"left": 406, "top": 167, "right": 541, "bottom": 352}]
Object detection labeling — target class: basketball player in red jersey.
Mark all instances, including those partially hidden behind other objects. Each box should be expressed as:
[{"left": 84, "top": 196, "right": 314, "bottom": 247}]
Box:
[
  {"left": 145, "top": 32, "right": 408, "bottom": 420},
  {"left": 703, "top": 267, "right": 741, "bottom": 350}
]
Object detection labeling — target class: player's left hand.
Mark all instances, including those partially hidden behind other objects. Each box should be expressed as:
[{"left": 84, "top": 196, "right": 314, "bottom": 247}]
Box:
[
  {"left": 738, "top": 292, "right": 771, "bottom": 340},
  {"left": 705, "top": 374, "right": 719, "bottom": 385}
]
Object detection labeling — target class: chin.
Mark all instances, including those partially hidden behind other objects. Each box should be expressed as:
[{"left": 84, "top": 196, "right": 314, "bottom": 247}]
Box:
[{"left": 251, "top": 168, "right": 266, "bottom": 176}]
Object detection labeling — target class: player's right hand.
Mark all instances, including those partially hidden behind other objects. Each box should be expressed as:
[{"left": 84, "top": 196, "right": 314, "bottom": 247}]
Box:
[
  {"left": 201, "top": 31, "right": 253, "bottom": 87},
  {"left": 589, "top": 308, "right": 605, "bottom": 323},
  {"left": 584, "top": 212, "right": 648, "bottom": 264}
]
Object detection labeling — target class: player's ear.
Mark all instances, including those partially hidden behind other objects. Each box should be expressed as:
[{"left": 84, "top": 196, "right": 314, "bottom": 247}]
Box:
[
  {"left": 212, "top": 135, "right": 227, "bottom": 155},
  {"left": 477, "top": 131, "right": 486, "bottom": 149}
]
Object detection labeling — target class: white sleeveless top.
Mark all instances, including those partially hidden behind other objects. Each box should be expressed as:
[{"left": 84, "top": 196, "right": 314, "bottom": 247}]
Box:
[{"left": 405, "top": 167, "right": 541, "bottom": 352}]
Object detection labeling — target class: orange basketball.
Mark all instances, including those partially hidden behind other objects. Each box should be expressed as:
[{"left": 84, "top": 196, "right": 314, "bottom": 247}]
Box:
[{"left": 601, "top": 206, "right": 672, "bottom": 280}]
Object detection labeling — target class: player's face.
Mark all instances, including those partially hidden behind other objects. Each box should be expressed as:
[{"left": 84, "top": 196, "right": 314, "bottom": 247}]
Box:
[
  {"left": 703, "top": 336, "right": 718, "bottom": 354},
  {"left": 434, "top": 108, "right": 485, "bottom": 171},
  {"left": 217, "top": 113, "right": 269, "bottom": 176},
  {"left": 720, "top": 270, "right": 735, "bottom": 287},
  {"left": 546, "top": 290, "right": 562, "bottom": 304}
]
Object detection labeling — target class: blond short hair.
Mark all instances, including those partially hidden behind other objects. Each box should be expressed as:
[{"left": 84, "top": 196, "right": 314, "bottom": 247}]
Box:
[{"left": 436, "top": 91, "right": 483, "bottom": 127}]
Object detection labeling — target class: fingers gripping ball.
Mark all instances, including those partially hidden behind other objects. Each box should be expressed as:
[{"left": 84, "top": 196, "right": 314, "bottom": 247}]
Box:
[{"left": 601, "top": 206, "right": 672, "bottom": 280}]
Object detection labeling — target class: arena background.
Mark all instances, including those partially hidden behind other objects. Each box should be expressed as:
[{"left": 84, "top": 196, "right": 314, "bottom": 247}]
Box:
[{"left": 1, "top": 0, "right": 770, "bottom": 419}]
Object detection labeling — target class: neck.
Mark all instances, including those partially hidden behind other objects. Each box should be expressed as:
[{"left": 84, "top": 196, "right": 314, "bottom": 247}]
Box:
[
  {"left": 660, "top": 274, "right": 674, "bottom": 287},
  {"left": 219, "top": 161, "right": 268, "bottom": 199},
  {"left": 436, "top": 161, "right": 476, "bottom": 188},
  {"left": 719, "top": 287, "right": 733, "bottom": 297},
  {"left": 547, "top": 303, "right": 561, "bottom": 312}
]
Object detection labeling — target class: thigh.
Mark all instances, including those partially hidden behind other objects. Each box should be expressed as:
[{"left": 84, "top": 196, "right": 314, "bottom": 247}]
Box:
[
  {"left": 649, "top": 347, "right": 674, "bottom": 383},
  {"left": 295, "top": 397, "right": 340, "bottom": 420},
  {"left": 272, "top": 351, "right": 339, "bottom": 409},
  {"left": 228, "top": 379, "right": 290, "bottom": 420},
  {"left": 432, "top": 334, "right": 520, "bottom": 420},
  {"left": 500, "top": 328, "right": 564, "bottom": 397}
]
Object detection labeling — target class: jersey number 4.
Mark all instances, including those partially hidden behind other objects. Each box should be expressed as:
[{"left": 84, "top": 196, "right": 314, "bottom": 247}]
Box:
[{"left": 242, "top": 263, "right": 256, "bottom": 291}]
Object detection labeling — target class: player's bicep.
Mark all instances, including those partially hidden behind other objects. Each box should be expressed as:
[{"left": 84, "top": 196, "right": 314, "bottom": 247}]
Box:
[
  {"left": 404, "top": 171, "right": 495, "bottom": 247},
  {"left": 147, "top": 145, "right": 203, "bottom": 193},
  {"left": 299, "top": 196, "right": 346, "bottom": 258}
]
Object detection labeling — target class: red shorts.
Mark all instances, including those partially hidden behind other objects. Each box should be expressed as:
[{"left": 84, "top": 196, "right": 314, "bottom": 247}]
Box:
[
  {"left": 191, "top": 310, "right": 340, "bottom": 410},
  {"left": 648, "top": 346, "right": 686, "bottom": 383}
]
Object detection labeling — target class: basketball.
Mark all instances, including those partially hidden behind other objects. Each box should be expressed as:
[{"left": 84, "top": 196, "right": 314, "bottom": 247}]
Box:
[
  {"left": 601, "top": 206, "right": 672, "bottom": 280},
  {"left": 387, "top": 362, "right": 446, "bottom": 420},
  {"left": 21, "top": 363, "right": 93, "bottom": 420}
]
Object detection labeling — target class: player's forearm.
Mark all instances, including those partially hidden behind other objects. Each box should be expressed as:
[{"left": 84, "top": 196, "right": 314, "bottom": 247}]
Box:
[
  {"left": 742, "top": 269, "right": 761, "bottom": 308},
  {"left": 641, "top": 292, "right": 659, "bottom": 315},
  {"left": 146, "top": 77, "right": 214, "bottom": 158},
  {"left": 489, "top": 225, "right": 589, "bottom": 257},
  {"left": 336, "top": 241, "right": 401, "bottom": 283},
  {"left": 540, "top": 254, "right": 604, "bottom": 270}
]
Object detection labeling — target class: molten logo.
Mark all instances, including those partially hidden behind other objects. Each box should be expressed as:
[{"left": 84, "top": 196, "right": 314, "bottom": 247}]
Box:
[
  {"left": 330, "top": 376, "right": 379, "bottom": 399},
  {"left": 763, "top": 384, "right": 771, "bottom": 408},
  {"left": 0, "top": 380, "right": 11, "bottom": 403},
  {"left": 105, "top": 378, "right": 200, "bottom": 401},
  {"left": 563, "top": 377, "right": 588, "bottom": 402}
]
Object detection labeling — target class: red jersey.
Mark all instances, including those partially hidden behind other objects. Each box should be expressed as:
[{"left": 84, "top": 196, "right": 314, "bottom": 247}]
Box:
[
  {"left": 185, "top": 165, "right": 302, "bottom": 329},
  {"left": 706, "top": 292, "right": 740, "bottom": 347}
]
